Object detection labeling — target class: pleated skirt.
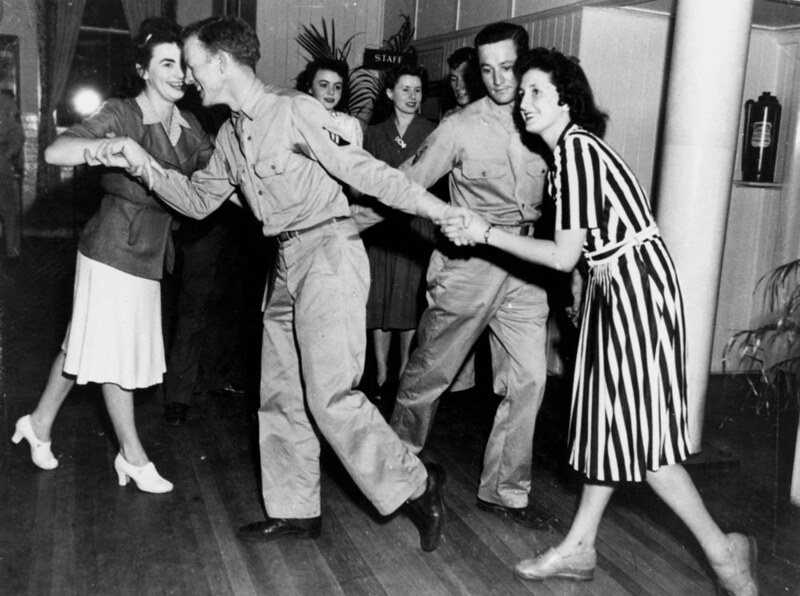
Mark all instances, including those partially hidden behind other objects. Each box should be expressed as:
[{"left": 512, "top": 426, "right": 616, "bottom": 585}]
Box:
[
  {"left": 568, "top": 238, "right": 692, "bottom": 482},
  {"left": 62, "top": 252, "right": 165, "bottom": 390}
]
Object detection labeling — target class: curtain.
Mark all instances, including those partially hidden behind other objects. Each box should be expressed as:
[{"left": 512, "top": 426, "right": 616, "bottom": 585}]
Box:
[
  {"left": 120, "top": 0, "right": 162, "bottom": 37},
  {"left": 36, "top": 0, "right": 86, "bottom": 195}
]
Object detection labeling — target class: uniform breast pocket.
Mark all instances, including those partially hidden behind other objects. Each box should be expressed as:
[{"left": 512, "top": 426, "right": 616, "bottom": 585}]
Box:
[
  {"left": 254, "top": 152, "right": 289, "bottom": 180},
  {"left": 462, "top": 158, "right": 506, "bottom": 181}
]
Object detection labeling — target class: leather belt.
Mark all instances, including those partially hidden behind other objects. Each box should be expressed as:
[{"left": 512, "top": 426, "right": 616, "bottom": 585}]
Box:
[{"left": 277, "top": 216, "right": 349, "bottom": 243}]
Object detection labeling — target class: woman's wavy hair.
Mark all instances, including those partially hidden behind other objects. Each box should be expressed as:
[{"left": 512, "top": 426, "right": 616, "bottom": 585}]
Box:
[
  {"left": 514, "top": 47, "right": 608, "bottom": 137},
  {"left": 126, "top": 17, "right": 183, "bottom": 96},
  {"left": 370, "top": 64, "right": 429, "bottom": 125},
  {"left": 295, "top": 58, "right": 351, "bottom": 112}
]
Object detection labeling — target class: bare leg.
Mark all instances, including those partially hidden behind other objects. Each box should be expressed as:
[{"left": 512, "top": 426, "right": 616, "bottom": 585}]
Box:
[
  {"left": 558, "top": 483, "right": 615, "bottom": 553},
  {"left": 102, "top": 383, "right": 148, "bottom": 466},
  {"left": 398, "top": 329, "right": 416, "bottom": 379},
  {"left": 646, "top": 464, "right": 730, "bottom": 565},
  {"left": 29, "top": 351, "right": 75, "bottom": 441},
  {"left": 372, "top": 329, "right": 392, "bottom": 387}
]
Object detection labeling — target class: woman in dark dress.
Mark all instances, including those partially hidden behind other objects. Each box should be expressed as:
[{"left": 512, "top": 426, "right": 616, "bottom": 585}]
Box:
[
  {"left": 12, "top": 19, "right": 213, "bottom": 493},
  {"left": 363, "top": 65, "right": 436, "bottom": 396},
  {"left": 443, "top": 48, "right": 757, "bottom": 596}
]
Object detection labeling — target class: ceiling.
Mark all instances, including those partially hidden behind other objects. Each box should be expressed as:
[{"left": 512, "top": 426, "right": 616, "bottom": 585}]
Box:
[{"left": 620, "top": 0, "right": 800, "bottom": 28}]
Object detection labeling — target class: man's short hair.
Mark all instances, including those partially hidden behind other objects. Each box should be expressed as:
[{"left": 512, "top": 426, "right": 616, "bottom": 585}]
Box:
[
  {"left": 183, "top": 16, "right": 261, "bottom": 70},
  {"left": 447, "top": 47, "right": 476, "bottom": 71},
  {"left": 474, "top": 22, "right": 529, "bottom": 56}
]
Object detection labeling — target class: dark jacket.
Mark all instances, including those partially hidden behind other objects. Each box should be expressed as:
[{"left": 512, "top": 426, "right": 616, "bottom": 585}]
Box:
[{"left": 65, "top": 97, "right": 213, "bottom": 279}]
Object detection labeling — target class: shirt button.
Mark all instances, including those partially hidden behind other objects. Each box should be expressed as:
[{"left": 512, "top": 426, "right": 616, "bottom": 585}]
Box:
[
  {"left": 258, "top": 190, "right": 263, "bottom": 195},
  {"left": 271, "top": 165, "right": 276, "bottom": 170},
  {"left": 247, "top": 136, "right": 252, "bottom": 140}
]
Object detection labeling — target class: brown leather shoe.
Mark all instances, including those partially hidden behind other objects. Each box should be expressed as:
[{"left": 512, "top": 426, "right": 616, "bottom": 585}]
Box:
[
  {"left": 514, "top": 547, "right": 596, "bottom": 581},
  {"left": 237, "top": 517, "right": 322, "bottom": 542},
  {"left": 476, "top": 497, "right": 552, "bottom": 529},
  {"left": 406, "top": 463, "right": 446, "bottom": 552}
]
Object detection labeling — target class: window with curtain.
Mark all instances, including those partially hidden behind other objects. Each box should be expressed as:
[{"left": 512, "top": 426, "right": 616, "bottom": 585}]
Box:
[{"left": 55, "top": 0, "right": 131, "bottom": 127}]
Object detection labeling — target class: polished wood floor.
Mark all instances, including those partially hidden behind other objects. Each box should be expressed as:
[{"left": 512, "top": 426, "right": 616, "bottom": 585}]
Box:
[{"left": 1, "top": 238, "right": 799, "bottom": 595}]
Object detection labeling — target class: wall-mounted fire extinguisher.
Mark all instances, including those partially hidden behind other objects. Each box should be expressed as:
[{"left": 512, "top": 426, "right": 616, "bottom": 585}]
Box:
[{"left": 741, "top": 91, "right": 781, "bottom": 183}]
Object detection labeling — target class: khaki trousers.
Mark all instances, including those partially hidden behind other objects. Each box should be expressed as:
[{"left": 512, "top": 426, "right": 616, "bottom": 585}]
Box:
[
  {"left": 259, "top": 219, "right": 426, "bottom": 518},
  {"left": 392, "top": 248, "right": 549, "bottom": 508}
]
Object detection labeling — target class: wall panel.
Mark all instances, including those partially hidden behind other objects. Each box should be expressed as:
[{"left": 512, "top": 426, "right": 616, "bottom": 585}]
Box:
[{"left": 256, "top": 0, "right": 383, "bottom": 88}]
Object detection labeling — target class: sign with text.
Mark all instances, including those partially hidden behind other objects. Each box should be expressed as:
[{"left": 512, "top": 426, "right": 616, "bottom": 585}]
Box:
[{"left": 362, "top": 49, "right": 417, "bottom": 69}]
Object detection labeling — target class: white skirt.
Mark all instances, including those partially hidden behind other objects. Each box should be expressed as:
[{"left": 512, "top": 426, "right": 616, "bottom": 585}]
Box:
[{"left": 62, "top": 253, "right": 165, "bottom": 389}]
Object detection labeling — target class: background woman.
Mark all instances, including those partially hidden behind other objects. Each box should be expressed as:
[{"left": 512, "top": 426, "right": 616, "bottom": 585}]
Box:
[
  {"left": 12, "top": 18, "right": 213, "bottom": 493},
  {"left": 442, "top": 48, "right": 757, "bottom": 596},
  {"left": 362, "top": 65, "right": 436, "bottom": 405},
  {"left": 296, "top": 57, "right": 363, "bottom": 147}
]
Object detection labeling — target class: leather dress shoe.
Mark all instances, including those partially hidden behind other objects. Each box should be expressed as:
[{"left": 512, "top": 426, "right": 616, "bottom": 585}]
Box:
[
  {"left": 405, "top": 463, "right": 446, "bottom": 552},
  {"left": 514, "top": 547, "right": 596, "bottom": 581},
  {"left": 237, "top": 516, "right": 322, "bottom": 542},
  {"left": 163, "top": 403, "right": 188, "bottom": 426},
  {"left": 477, "top": 497, "right": 551, "bottom": 529}
]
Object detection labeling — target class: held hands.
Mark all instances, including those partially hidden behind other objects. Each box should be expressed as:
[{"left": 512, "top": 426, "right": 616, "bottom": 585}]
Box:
[
  {"left": 440, "top": 206, "right": 490, "bottom": 247},
  {"left": 83, "top": 136, "right": 166, "bottom": 190}
]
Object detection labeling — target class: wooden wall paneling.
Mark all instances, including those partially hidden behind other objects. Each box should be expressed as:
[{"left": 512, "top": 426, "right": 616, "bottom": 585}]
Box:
[
  {"left": 256, "top": 0, "right": 382, "bottom": 89},
  {"left": 457, "top": 0, "right": 512, "bottom": 31},
  {"left": 416, "top": 0, "right": 459, "bottom": 40},
  {"left": 773, "top": 32, "right": 800, "bottom": 264},
  {"left": 579, "top": 8, "right": 670, "bottom": 196}
]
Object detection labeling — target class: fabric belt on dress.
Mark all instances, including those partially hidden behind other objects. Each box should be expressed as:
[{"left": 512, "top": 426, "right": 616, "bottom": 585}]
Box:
[
  {"left": 277, "top": 216, "right": 350, "bottom": 243},
  {"left": 585, "top": 224, "right": 660, "bottom": 287}
]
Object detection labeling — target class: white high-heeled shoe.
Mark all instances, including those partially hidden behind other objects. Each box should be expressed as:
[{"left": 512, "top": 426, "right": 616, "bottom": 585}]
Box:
[
  {"left": 12, "top": 415, "right": 58, "bottom": 470},
  {"left": 114, "top": 453, "right": 173, "bottom": 494}
]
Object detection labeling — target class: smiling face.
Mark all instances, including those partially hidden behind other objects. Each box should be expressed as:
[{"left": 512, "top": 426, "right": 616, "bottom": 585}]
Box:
[
  {"left": 449, "top": 62, "right": 471, "bottom": 107},
  {"left": 387, "top": 74, "right": 423, "bottom": 116},
  {"left": 183, "top": 35, "right": 225, "bottom": 107},
  {"left": 477, "top": 39, "right": 518, "bottom": 107},
  {"left": 518, "top": 68, "right": 571, "bottom": 149},
  {"left": 309, "top": 69, "right": 344, "bottom": 112},
  {"left": 138, "top": 42, "right": 185, "bottom": 105}
]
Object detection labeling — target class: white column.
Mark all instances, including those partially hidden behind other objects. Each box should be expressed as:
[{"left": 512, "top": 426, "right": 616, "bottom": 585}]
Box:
[{"left": 655, "top": 0, "right": 754, "bottom": 452}]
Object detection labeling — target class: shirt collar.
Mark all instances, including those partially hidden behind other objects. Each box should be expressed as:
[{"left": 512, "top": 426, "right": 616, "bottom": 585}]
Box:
[
  {"left": 136, "top": 92, "right": 190, "bottom": 129},
  {"left": 235, "top": 78, "right": 265, "bottom": 121}
]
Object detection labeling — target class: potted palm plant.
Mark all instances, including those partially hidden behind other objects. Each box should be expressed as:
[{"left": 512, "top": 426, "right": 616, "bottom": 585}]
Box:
[
  {"left": 723, "top": 258, "right": 800, "bottom": 505},
  {"left": 295, "top": 15, "right": 416, "bottom": 122}
]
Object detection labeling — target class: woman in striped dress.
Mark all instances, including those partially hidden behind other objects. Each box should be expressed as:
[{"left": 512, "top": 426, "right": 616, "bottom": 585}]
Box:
[{"left": 442, "top": 48, "right": 757, "bottom": 596}]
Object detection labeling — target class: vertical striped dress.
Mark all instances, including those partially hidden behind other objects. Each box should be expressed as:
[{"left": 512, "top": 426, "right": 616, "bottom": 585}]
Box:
[{"left": 551, "top": 123, "right": 692, "bottom": 482}]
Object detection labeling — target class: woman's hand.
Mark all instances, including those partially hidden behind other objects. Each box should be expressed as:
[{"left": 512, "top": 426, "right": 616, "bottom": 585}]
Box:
[
  {"left": 441, "top": 207, "right": 489, "bottom": 246},
  {"left": 84, "top": 137, "right": 166, "bottom": 189}
]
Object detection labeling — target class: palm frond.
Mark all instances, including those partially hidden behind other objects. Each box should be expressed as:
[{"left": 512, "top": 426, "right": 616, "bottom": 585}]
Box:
[{"left": 296, "top": 19, "right": 359, "bottom": 62}]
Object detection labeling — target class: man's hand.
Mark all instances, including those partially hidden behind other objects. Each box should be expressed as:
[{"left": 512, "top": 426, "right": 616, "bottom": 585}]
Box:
[
  {"left": 84, "top": 137, "right": 166, "bottom": 190},
  {"left": 441, "top": 207, "right": 488, "bottom": 247}
]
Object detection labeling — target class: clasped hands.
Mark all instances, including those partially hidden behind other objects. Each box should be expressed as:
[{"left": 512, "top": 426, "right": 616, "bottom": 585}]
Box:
[
  {"left": 438, "top": 206, "right": 491, "bottom": 247},
  {"left": 83, "top": 135, "right": 165, "bottom": 189}
]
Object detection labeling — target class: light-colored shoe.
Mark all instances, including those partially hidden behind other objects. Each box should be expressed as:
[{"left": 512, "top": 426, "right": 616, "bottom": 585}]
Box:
[
  {"left": 713, "top": 533, "right": 758, "bottom": 596},
  {"left": 114, "top": 453, "right": 173, "bottom": 494},
  {"left": 12, "top": 415, "right": 58, "bottom": 470},
  {"left": 514, "top": 546, "right": 596, "bottom": 581}
]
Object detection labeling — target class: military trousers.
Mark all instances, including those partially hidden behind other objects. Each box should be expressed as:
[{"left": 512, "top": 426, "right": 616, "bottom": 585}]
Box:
[
  {"left": 259, "top": 218, "right": 427, "bottom": 518},
  {"left": 391, "top": 248, "right": 549, "bottom": 508}
]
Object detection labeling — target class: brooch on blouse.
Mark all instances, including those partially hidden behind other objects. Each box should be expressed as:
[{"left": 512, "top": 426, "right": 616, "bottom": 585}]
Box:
[{"left": 394, "top": 135, "right": 407, "bottom": 149}]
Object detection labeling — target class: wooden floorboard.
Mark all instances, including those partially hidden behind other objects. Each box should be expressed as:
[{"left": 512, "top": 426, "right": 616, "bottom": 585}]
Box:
[{"left": 1, "top": 238, "right": 800, "bottom": 595}]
